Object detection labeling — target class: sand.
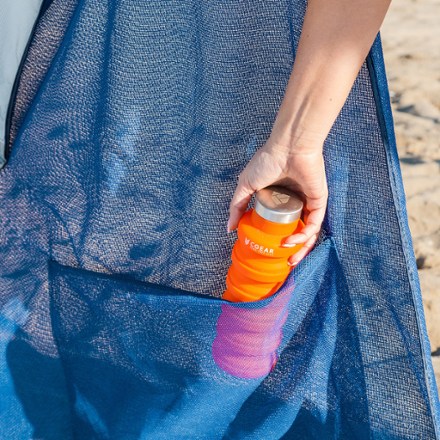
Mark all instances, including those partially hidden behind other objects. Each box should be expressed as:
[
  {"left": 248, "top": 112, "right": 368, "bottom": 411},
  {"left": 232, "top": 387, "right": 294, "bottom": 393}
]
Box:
[{"left": 381, "top": 0, "right": 440, "bottom": 388}]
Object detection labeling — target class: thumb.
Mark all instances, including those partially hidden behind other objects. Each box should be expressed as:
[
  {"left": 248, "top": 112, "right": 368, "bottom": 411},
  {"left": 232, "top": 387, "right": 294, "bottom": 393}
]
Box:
[{"left": 227, "top": 175, "right": 255, "bottom": 232}]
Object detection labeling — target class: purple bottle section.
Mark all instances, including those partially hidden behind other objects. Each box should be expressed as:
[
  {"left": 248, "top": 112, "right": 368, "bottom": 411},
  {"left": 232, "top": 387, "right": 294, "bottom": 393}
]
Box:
[{"left": 212, "top": 288, "right": 293, "bottom": 379}]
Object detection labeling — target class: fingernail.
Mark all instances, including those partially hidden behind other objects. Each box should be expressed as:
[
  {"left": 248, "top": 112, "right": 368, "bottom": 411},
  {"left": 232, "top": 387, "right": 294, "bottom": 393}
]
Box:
[
  {"left": 282, "top": 235, "right": 306, "bottom": 247},
  {"left": 287, "top": 260, "right": 298, "bottom": 267},
  {"left": 281, "top": 242, "right": 296, "bottom": 248}
]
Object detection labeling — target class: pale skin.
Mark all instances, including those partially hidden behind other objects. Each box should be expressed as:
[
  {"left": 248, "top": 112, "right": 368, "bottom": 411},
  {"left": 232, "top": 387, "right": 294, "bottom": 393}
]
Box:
[{"left": 227, "top": 0, "right": 392, "bottom": 267}]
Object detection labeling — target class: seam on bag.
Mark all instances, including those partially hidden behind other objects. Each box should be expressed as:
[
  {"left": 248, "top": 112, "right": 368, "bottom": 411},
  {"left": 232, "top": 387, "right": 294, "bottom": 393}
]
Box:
[
  {"left": 0, "top": 0, "right": 50, "bottom": 171},
  {"left": 366, "top": 36, "right": 440, "bottom": 438},
  {"left": 48, "top": 236, "right": 334, "bottom": 310},
  {"left": 47, "top": 260, "right": 77, "bottom": 440},
  {"left": 0, "top": 0, "right": 77, "bottom": 176},
  {"left": 48, "top": 259, "right": 220, "bottom": 303}
]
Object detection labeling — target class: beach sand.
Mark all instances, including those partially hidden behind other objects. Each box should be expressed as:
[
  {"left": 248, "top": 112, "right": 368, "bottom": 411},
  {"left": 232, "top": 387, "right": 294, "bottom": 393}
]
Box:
[{"left": 381, "top": 0, "right": 440, "bottom": 389}]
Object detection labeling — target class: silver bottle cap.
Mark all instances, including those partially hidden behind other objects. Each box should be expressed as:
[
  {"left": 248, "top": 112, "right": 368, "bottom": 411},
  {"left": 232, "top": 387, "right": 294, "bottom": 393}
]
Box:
[{"left": 254, "top": 185, "right": 303, "bottom": 224}]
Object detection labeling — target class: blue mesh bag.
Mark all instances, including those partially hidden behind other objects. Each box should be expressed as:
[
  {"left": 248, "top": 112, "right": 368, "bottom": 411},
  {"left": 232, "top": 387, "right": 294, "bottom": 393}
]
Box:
[{"left": 1, "top": 1, "right": 439, "bottom": 439}]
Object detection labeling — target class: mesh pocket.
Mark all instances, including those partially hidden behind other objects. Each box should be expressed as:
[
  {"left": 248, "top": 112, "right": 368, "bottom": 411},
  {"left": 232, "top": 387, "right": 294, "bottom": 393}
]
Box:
[{"left": 46, "top": 237, "right": 363, "bottom": 439}]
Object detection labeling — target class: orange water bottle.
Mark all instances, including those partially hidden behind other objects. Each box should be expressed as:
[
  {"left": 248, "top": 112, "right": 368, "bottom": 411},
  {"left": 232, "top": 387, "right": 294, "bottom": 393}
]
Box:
[{"left": 223, "top": 185, "right": 305, "bottom": 302}]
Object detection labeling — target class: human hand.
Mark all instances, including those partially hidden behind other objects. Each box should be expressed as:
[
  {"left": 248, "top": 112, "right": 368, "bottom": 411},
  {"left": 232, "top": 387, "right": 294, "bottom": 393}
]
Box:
[{"left": 227, "top": 137, "right": 328, "bottom": 267}]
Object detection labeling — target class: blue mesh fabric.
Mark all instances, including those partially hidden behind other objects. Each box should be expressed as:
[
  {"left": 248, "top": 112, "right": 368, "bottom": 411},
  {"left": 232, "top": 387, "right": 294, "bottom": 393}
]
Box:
[{"left": 1, "top": 1, "right": 439, "bottom": 439}]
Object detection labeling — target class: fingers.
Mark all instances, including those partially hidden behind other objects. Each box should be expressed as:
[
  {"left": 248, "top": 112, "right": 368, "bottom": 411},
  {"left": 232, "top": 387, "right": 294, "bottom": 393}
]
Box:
[
  {"left": 281, "top": 197, "right": 328, "bottom": 267},
  {"left": 227, "top": 175, "right": 255, "bottom": 233},
  {"left": 287, "top": 233, "right": 319, "bottom": 267},
  {"left": 282, "top": 202, "right": 327, "bottom": 246}
]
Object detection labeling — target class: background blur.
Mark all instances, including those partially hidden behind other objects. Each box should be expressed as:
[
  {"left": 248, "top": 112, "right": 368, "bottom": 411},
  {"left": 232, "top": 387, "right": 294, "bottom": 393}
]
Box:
[{"left": 381, "top": 0, "right": 440, "bottom": 388}]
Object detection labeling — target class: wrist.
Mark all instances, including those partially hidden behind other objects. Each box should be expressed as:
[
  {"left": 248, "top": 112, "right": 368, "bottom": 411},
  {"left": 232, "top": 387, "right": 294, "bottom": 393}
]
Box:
[{"left": 268, "top": 119, "right": 326, "bottom": 154}]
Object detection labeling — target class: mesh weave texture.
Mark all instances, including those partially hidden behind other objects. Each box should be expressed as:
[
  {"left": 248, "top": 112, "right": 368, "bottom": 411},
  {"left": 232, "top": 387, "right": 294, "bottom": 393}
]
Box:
[{"left": 1, "top": 1, "right": 439, "bottom": 439}]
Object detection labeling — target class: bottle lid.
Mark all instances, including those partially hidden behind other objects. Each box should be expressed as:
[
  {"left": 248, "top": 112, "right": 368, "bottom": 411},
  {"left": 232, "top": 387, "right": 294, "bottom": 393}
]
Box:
[{"left": 254, "top": 185, "right": 303, "bottom": 224}]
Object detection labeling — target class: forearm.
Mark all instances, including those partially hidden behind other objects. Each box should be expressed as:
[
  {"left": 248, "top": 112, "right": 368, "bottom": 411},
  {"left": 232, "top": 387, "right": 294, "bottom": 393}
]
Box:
[{"left": 270, "top": 0, "right": 391, "bottom": 152}]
